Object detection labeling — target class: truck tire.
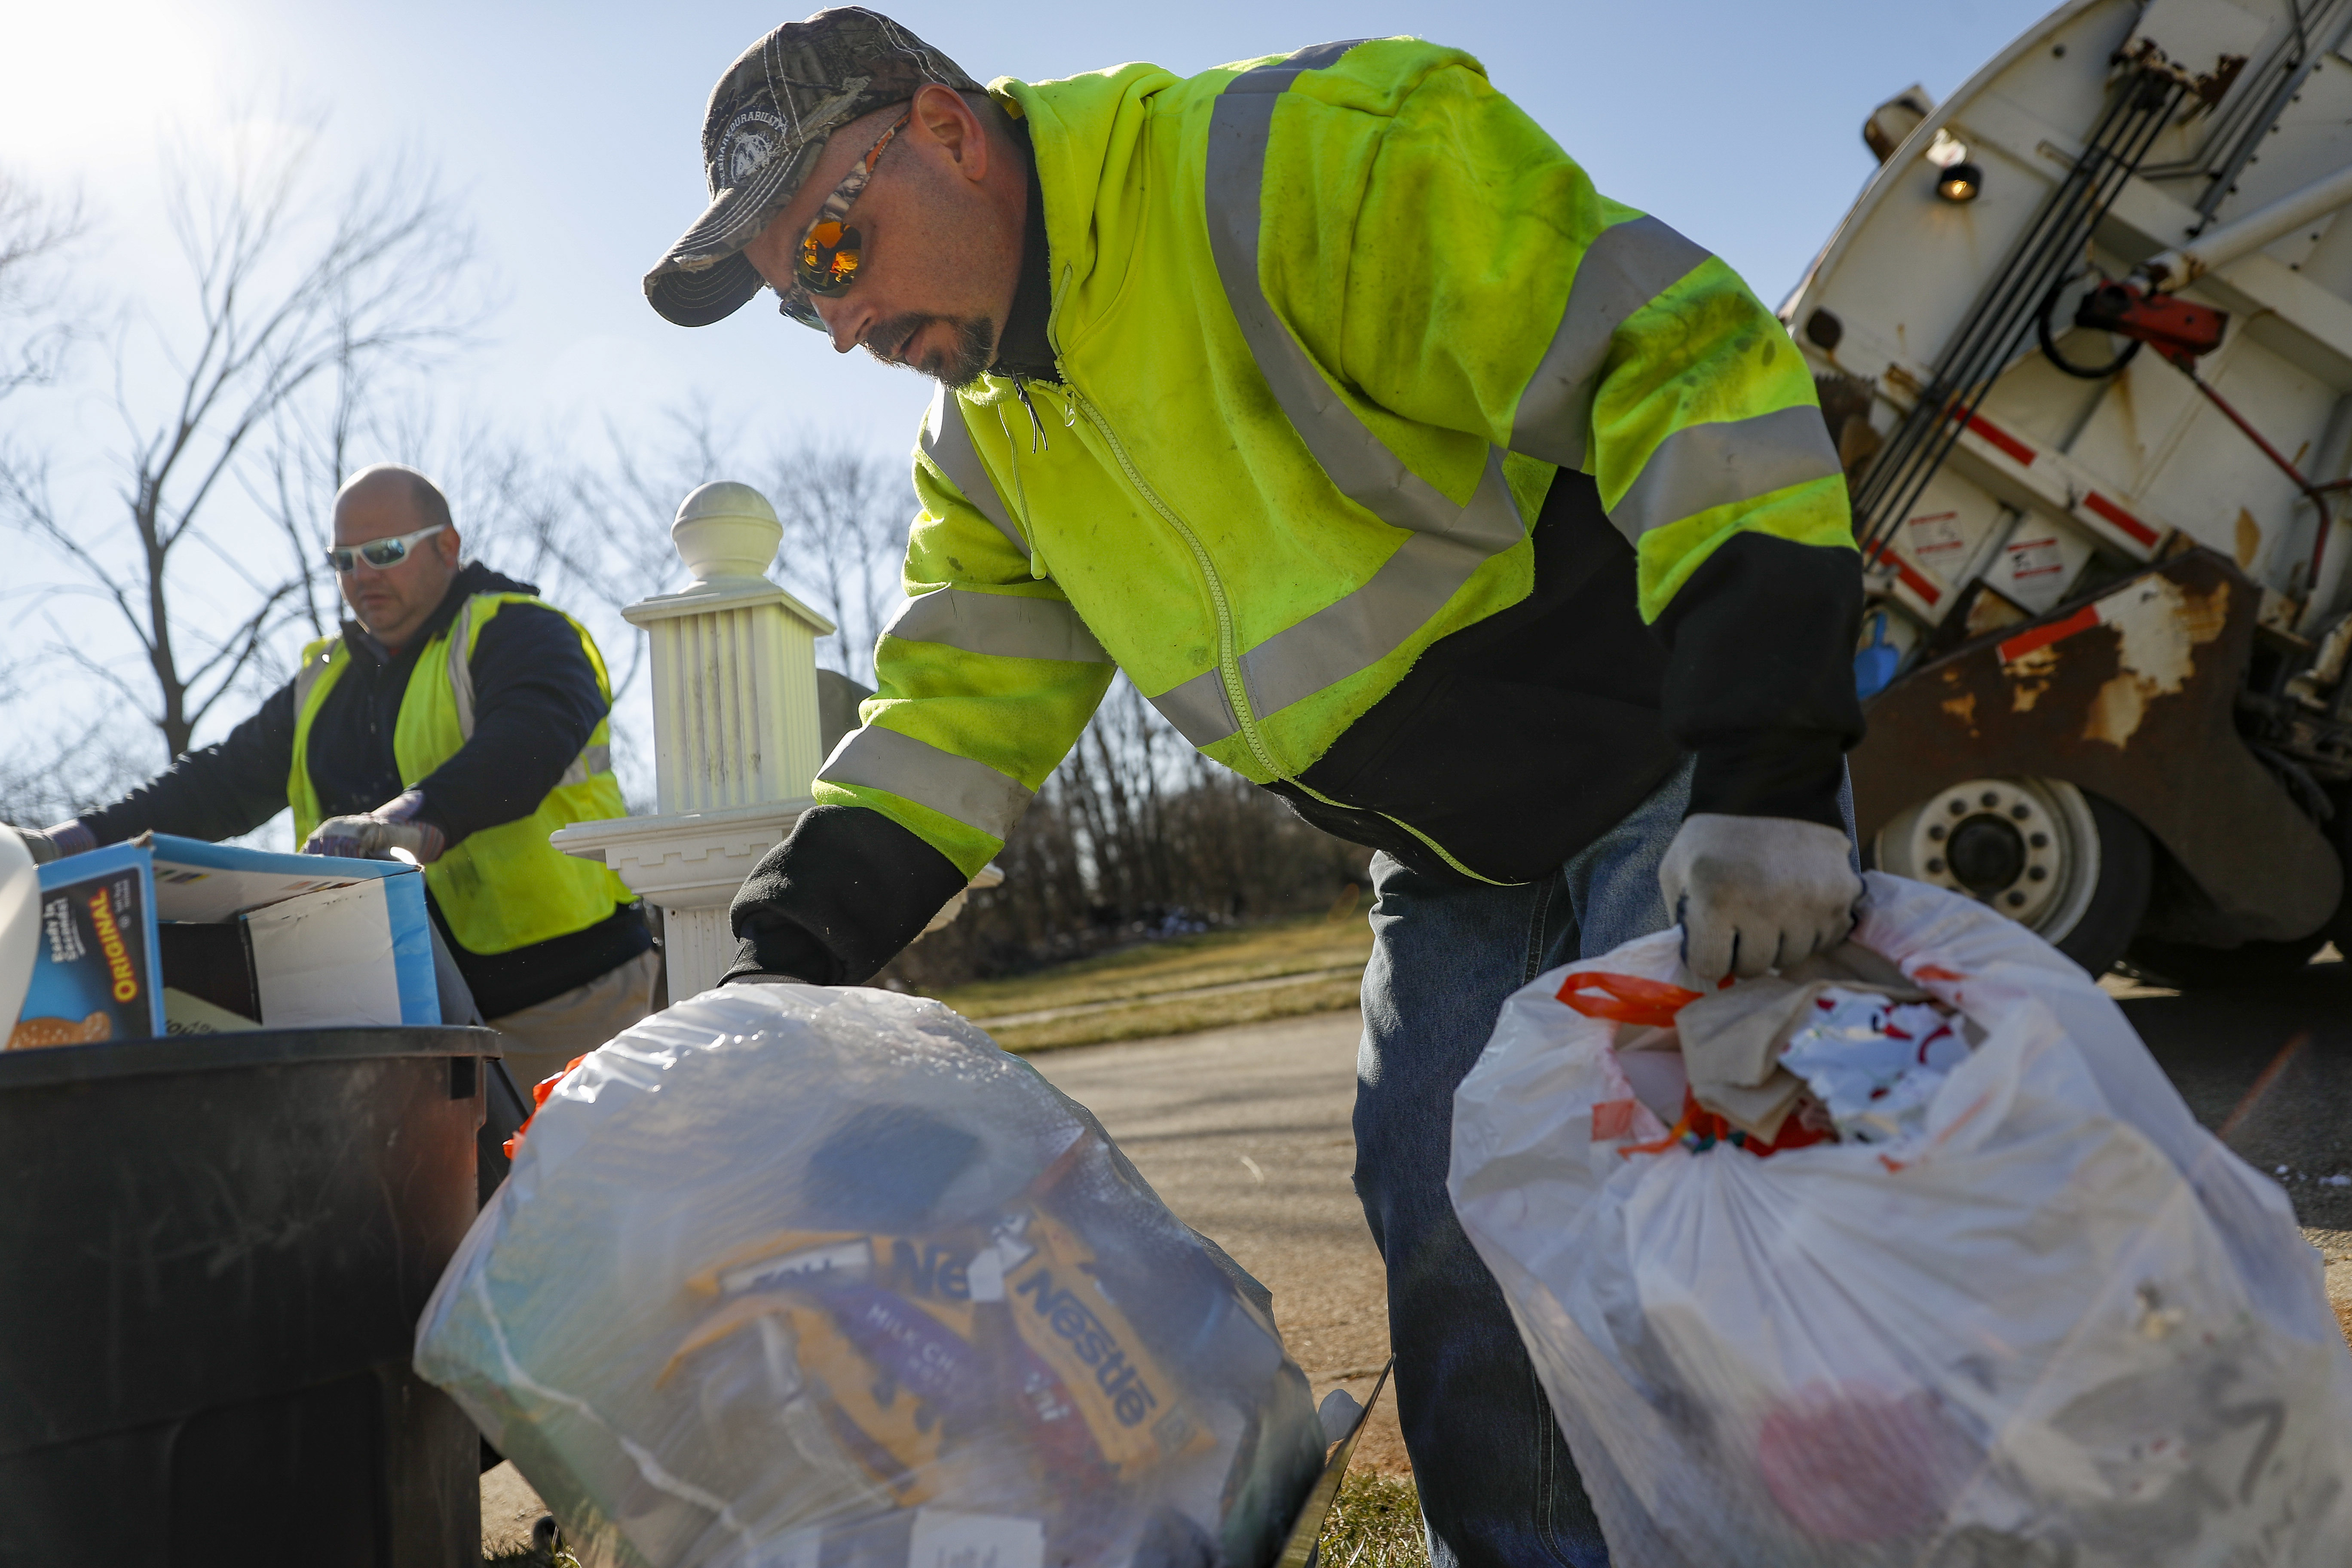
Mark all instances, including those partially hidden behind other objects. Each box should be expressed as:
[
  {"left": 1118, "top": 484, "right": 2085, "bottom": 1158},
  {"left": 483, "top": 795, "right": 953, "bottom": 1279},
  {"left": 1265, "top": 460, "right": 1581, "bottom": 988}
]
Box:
[
  {"left": 1873, "top": 778, "right": 2151, "bottom": 975},
  {"left": 2122, "top": 783, "right": 2348, "bottom": 989}
]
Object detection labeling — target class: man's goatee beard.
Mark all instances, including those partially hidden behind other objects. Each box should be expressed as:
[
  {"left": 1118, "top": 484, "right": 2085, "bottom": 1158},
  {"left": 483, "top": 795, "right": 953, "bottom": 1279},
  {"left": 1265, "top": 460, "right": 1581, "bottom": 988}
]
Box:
[{"left": 867, "top": 312, "right": 998, "bottom": 389}]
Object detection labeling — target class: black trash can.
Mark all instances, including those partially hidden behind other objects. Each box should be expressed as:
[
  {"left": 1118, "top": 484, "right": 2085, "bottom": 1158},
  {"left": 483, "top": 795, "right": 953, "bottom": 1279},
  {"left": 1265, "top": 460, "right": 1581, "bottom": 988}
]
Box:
[{"left": 0, "top": 1026, "right": 501, "bottom": 1567}]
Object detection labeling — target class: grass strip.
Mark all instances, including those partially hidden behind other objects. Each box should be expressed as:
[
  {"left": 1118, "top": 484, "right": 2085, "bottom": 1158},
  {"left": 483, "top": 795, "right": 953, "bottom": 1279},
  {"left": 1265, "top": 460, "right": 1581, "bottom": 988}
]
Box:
[
  {"left": 1319, "top": 1469, "right": 1430, "bottom": 1568},
  {"left": 926, "top": 910, "right": 1372, "bottom": 1020},
  {"left": 989, "top": 974, "right": 1363, "bottom": 1053},
  {"left": 494, "top": 1475, "right": 1424, "bottom": 1568}
]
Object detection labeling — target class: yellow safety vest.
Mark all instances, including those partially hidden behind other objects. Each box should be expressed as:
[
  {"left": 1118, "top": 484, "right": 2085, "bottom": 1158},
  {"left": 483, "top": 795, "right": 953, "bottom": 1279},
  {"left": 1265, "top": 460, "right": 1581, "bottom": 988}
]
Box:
[{"left": 288, "top": 592, "right": 632, "bottom": 954}]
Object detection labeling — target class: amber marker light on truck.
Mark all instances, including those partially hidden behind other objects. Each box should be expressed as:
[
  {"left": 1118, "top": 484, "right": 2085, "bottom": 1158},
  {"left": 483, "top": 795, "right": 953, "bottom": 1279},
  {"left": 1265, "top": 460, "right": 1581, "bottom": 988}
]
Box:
[
  {"left": 1936, "top": 162, "right": 1983, "bottom": 202},
  {"left": 1925, "top": 126, "right": 1981, "bottom": 202}
]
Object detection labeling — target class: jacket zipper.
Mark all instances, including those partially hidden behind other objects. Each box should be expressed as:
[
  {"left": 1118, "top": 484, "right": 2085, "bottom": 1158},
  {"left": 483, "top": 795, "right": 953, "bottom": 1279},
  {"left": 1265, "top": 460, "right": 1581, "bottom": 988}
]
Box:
[
  {"left": 1053, "top": 381, "right": 1507, "bottom": 881},
  {"left": 1062, "top": 382, "right": 1286, "bottom": 784},
  {"left": 1030, "top": 254, "right": 1507, "bottom": 882}
]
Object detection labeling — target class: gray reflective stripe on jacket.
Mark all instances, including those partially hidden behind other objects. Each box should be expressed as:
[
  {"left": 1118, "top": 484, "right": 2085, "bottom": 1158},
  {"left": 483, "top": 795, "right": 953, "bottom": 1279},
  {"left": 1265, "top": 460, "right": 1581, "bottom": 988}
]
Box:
[
  {"left": 444, "top": 596, "right": 610, "bottom": 787},
  {"left": 293, "top": 646, "right": 334, "bottom": 718},
  {"left": 1509, "top": 214, "right": 1710, "bottom": 472},
  {"left": 1510, "top": 217, "right": 1841, "bottom": 545},
  {"left": 1607, "top": 405, "right": 1843, "bottom": 544},
  {"left": 817, "top": 723, "right": 1035, "bottom": 842},
  {"left": 1145, "top": 526, "right": 1512, "bottom": 748},
  {"left": 884, "top": 587, "right": 1109, "bottom": 664},
  {"left": 1154, "top": 40, "right": 1525, "bottom": 749},
  {"left": 922, "top": 384, "right": 1030, "bottom": 559}
]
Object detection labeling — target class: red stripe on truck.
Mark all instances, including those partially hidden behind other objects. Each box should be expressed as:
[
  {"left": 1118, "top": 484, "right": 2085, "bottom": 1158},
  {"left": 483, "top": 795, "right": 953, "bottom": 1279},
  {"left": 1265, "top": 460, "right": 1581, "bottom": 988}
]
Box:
[
  {"left": 1948, "top": 407, "right": 2036, "bottom": 466},
  {"left": 2081, "top": 490, "right": 2159, "bottom": 547},
  {"left": 1864, "top": 540, "right": 1943, "bottom": 605},
  {"left": 1998, "top": 604, "right": 2102, "bottom": 664}
]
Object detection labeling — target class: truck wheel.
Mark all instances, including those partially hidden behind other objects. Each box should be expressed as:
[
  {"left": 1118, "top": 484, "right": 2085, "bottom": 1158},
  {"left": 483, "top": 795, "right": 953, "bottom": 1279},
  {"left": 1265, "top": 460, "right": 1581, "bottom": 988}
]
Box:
[{"left": 1873, "top": 778, "right": 2151, "bottom": 974}]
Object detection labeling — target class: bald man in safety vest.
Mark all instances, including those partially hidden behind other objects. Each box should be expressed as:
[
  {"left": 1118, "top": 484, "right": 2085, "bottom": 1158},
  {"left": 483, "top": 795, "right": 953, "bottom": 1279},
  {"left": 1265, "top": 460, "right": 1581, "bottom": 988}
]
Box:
[{"left": 21, "top": 465, "right": 658, "bottom": 1087}]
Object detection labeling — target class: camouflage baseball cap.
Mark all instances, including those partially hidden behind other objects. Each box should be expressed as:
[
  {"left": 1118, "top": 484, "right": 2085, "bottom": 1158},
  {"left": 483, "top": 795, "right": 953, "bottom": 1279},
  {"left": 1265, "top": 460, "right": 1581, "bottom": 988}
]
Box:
[{"left": 645, "top": 8, "right": 982, "bottom": 327}]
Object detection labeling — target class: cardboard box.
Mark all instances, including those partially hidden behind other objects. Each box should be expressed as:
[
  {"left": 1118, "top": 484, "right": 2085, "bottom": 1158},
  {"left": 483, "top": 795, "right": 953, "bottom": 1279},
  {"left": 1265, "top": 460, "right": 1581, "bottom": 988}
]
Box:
[
  {"left": 7, "top": 834, "right": 440, "bottom": 1050},
  {"left": 12, "top": 845, "right": 165, "bottom": 1050},
  {"left": 147, "top": 835, "right": 439, "bottom": 1032}
]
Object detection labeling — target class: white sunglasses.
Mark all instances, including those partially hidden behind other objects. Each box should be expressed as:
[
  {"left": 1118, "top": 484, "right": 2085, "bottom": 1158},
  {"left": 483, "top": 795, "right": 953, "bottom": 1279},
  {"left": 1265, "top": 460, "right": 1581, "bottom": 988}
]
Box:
[{"left": 327, "top": 523, "right": 447, "bottom": 574}]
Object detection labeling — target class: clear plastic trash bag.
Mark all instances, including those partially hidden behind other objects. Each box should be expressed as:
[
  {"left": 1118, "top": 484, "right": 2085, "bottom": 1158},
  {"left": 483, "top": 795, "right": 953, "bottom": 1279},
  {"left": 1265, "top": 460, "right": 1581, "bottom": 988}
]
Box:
[
  {"left": 417, "top": 983, "right": 1323, "bottom": 1568},
  {"left": 1449, "top": 873, "right": 2352, "bottom": 1567}
]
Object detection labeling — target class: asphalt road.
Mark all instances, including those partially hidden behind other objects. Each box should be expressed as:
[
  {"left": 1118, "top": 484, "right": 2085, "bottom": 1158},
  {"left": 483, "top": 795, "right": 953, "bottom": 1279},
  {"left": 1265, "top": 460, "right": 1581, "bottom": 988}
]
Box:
[{"left": 2113, "top": 962, "right": 2352, "bottom": 1233}]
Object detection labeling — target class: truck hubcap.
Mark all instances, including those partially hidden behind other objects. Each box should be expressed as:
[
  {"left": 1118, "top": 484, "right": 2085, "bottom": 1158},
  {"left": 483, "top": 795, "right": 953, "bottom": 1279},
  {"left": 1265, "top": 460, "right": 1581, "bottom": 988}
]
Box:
[
  {"left": 1874, "top": 777, "right": 2103, "bottom": 940},
  {"left": 1946, "top": 816, "right": 2026, "bottom": 895}
]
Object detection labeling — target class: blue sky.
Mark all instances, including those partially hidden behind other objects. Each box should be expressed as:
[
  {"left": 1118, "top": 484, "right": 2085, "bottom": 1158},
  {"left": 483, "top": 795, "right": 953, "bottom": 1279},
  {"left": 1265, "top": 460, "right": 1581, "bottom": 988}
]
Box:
[
  {"left": 3, "top": 0, "right": 2053, "bottom": 461},
  {"left": 0, "top": 0, "right": 2056, "bottom": 818}
]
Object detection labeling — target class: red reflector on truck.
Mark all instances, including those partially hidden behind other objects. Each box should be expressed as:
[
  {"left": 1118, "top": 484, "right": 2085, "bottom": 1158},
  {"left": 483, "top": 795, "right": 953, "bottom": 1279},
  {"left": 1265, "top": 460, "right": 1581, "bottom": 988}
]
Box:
[
  {"left": 1998, "top": 604, "right": 2102, "bottom": 664},
  {"left": 2081, "top": 491, "right": 2158, "bottom": 546},
  {"left": 1948, "top": 407, "right": 2036, "bottom": 466},
  {"left": 1864, "top": 540, "right": 1942, "bottom": 605}
]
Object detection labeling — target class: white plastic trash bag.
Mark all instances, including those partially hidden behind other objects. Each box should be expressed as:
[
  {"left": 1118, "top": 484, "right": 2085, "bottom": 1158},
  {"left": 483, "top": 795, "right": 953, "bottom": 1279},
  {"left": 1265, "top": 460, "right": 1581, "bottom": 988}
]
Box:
[
  {"left": 1449, "top": 871, "right": 2352, "bottom": 1567},
  {"left": 418, "top": 983, "right": 1323, "bottom": 1568}
]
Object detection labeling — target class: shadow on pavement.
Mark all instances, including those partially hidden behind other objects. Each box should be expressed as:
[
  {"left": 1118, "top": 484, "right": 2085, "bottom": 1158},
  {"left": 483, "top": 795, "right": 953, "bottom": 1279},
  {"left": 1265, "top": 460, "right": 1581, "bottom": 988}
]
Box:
[{"left": 2124, "top": 963, "right": 2352, "bottom": 1231}]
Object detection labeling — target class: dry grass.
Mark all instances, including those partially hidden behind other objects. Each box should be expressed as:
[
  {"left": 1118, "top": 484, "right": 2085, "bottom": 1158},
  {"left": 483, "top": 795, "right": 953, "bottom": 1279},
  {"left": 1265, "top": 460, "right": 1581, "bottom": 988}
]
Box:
[
  {"left": 1319, "top": 1469, "right": 1430, "bottom": 1568},
  {"left": 988, "top": 973, "right": 1366, "bottom": 1052},
  {"left": 485, "top": 1475, "right": 1422, "bottom": 1568},
  {"left": 920, "top": 904, "right": 1373, "bottom": 1050}
]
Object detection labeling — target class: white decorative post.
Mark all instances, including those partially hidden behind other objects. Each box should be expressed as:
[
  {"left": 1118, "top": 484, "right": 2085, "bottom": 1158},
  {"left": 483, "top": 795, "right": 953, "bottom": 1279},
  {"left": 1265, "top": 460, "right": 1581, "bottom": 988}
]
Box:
[{"left": 551, "top": 482, "right": 835, "bottom": 1000}]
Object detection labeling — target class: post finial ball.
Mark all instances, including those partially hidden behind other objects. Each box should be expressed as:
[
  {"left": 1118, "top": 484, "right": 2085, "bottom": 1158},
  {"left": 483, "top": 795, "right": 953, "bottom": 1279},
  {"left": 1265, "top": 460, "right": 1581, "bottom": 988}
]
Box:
[{"left": 672, "top": 481, "right": 784, "bottom": 583}]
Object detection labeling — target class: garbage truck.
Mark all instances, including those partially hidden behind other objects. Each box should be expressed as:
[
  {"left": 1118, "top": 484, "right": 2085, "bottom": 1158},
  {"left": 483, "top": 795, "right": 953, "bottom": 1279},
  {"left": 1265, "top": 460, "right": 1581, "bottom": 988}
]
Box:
[{"left": 1791, "top": 0, "right": 2352, "bottom": 981}]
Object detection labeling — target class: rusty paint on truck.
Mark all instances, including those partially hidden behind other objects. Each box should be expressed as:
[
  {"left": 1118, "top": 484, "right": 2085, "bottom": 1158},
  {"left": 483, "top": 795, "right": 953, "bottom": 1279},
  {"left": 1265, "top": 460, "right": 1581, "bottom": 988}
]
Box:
[{"left": 1852, "top": 550, "right": 2340, "bottom": 946}]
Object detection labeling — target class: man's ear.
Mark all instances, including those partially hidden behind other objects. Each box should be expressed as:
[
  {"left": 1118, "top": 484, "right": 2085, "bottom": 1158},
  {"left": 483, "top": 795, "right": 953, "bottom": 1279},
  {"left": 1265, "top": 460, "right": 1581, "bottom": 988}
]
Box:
[
  {"left": 438, "top": 530, "right": 463, "bottom": 569},
  {"left": 911, "top": 83, "right": 986, "bottom": 180}
]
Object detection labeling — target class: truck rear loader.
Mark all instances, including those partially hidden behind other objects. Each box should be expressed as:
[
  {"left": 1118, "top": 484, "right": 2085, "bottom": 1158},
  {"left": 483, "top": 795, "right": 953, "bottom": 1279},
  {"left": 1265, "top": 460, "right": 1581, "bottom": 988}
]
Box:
[{"left": 1791, "top": 0, "right": 2352, "bottom": 981}]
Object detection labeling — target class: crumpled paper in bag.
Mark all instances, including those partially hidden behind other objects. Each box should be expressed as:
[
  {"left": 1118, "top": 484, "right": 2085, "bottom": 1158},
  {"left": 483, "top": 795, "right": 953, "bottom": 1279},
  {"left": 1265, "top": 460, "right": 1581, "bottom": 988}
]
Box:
[{"left": 1451, "top": 873, "right": 2352, "bottom": 1567}]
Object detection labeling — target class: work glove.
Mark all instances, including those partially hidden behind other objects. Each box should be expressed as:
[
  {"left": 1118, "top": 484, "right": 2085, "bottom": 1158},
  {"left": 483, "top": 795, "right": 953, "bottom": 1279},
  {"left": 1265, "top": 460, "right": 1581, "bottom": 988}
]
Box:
[
  {"left": 17, "top": 820, "right": 96, "bottom": 866},
  {"left": 303, "top": 790, "right": 447, "bottom": 864},
  {"left": 1659, "top": 813, "right": 1863, "bottom": 984}
]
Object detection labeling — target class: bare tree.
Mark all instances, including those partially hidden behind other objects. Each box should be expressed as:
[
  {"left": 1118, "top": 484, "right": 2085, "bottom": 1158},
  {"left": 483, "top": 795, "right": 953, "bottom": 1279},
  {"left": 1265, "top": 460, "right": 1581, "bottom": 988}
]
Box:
[
  {"left": 0, "top": 120, "right": 485, "bottom": 760},
  {"left": 0, "top": 169, "right": 82, "bottom": 406},
  {"left": 765, "top": 438, "right": 906, "bottom": 685}
]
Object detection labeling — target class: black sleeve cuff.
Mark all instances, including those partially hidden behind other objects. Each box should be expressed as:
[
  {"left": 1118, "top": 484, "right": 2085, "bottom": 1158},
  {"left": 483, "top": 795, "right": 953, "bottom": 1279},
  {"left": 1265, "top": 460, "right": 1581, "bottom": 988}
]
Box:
[
  {"left": 725, "top": 804, "right": 970, "bottom": 986},
  {"left": 1651, "top": 531, "right": 1863, "bottom": 832},
  {"left": 1687, "top": 738, "right": 1847, "bottom": 828}
]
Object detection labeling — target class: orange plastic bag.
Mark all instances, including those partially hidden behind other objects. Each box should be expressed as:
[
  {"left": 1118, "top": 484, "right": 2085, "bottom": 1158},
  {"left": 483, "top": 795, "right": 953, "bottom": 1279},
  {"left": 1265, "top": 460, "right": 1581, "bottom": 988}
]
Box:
[
  {"left": 500, "top": 1054, "right": 588, "bottom": 1160},
  {"left": 1555, "top": 971, "right": 1702, "bottom": 1027}
]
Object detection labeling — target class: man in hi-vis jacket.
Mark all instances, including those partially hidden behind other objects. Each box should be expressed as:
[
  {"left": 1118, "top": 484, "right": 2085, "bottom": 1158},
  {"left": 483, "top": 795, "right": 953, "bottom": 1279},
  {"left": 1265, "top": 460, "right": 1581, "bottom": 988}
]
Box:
[
  {"left": 643, "top": 12, "right": 1864, "bottom": 1562},
  {"left": 21, "top": 466, "right": 656, "bottom": 1090}
]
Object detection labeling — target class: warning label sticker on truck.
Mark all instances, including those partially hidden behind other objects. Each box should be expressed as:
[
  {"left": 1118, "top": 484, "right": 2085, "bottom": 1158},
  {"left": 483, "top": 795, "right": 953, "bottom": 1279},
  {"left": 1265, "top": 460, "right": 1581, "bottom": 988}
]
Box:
[
  {"left": 2005, "top": 537, "right": 2066, "bottom": 579},
  {"left": 1905, "top": 511, "right": 1968, "bottom": 567}
]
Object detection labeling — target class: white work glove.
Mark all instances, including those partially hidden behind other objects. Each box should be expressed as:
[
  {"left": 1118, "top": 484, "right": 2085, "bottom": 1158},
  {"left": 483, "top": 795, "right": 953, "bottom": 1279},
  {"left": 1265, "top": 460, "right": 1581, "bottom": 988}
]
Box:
[
  {"left": 1659, "top": 813, "right": 1863, "bottom": 983},
  {"left": 303, "top": 790, "right": 447, "bottom": 864}
]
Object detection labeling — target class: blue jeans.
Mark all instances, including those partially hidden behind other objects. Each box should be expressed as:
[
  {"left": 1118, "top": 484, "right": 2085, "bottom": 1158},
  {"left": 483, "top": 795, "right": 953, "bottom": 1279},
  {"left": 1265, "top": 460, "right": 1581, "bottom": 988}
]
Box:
[
  {"left": 1352, "top": 759, "right": 1694, "bottom": 1568},
  {"left": 1354, "top": 760, "right": 1857, "bottom": 1566}
]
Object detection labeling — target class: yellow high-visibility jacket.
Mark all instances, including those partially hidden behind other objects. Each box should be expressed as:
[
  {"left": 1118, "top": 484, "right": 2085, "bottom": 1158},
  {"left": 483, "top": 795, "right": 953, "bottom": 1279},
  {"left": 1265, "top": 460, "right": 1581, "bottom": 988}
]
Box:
[
  {"left": 290, "top": 593, "right": 633, "bottom": 954},
  {"left": 800, "top": 37, "right": 1859, "bottom": 905}
]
